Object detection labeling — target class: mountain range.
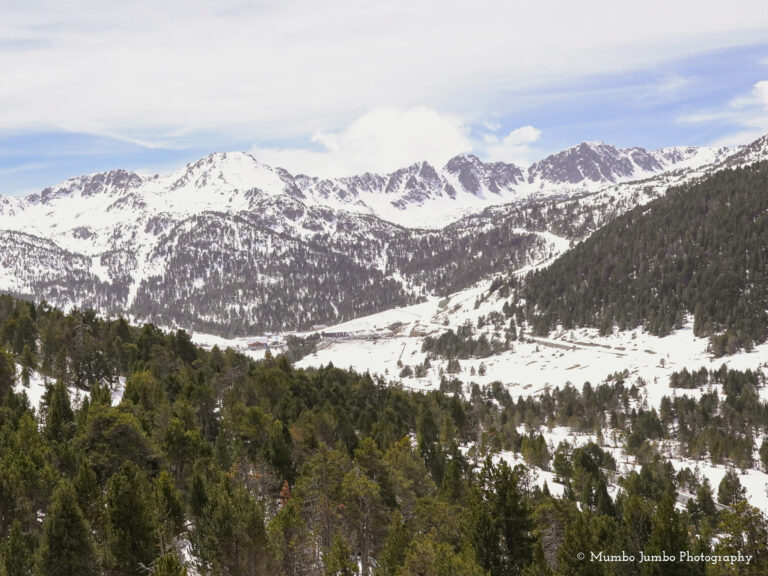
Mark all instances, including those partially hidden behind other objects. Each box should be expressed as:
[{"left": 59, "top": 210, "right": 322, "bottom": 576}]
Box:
[{"left": 0, "top": 138, "right": 752, "bottom": 335}]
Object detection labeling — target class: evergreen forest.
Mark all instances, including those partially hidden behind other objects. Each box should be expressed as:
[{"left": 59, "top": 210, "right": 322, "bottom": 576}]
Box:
[
  {"left": 0, "top": 295, "right": 766, "bottom": 575},
  {"left": 518, "top": 162, "right": 768, "bottom": 356}
]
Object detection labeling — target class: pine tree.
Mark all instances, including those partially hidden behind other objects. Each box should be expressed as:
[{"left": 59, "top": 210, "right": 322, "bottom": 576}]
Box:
[
  {"left": 4, "top": 520, "right": 33, "bottom": 576},
  {"left": 693, "top": 479, "right": 717, "bottom": 526},
  {"left": 152, "top": 553, "right": 188, "bottom": 576},
  {"left": 642, "top": 490, "right": 694, "bottom": 575},
  {"left": 0, "top": 347, "right": 15, "bottom": 398},
  {"left": 399, "top": 533, "right": 485, "bottom": 576},
  {"left": 594, "top": 476, "right": 615, "bottom": 517},
  {"left": 53, "top": 348, "right": 68, "bottom": 386},
  {"left": 759, "top": 438, "right": 768, "bottom": 471},
  {"left": 341, "top": 466, "right": 385, "bottom": 576},
  {"left": 324, "top": 533, "right": 357, "bottom": 576},
  {"left": 375, "top": 511, "right": 410, "bottom": 576},
  {"left": 12, "top": 307, "right": 36, "bottom": 357},
  {"left": 717, "top": 468, "right": 746, "bottom": 506},
  {"left": 19, "top": 344, "right": 35, "bottom": 388},
  {"left": 267, "top": 498, "right": 311, "bottom": 576},
  {"left": 466, "top": 458, "right": 532, "bottom": 575},
  {"left": 106, "top": 462, "right": 158, "bottom": 575},
  {"left": 73, "top": 459, "right": 101, "bottom": 525},
  {"left": 155, "top": 471, "right": 184, "bottom": 550},
  {"left": 45, "top": 380, "right": 75, "bottom": 442},
  {"left": 193, "top": 480, "right": 269, "bottom": 576},
  {"left": 712, "top": 500, "right": 768, "bottom": 574},
  {"left": 36, "top": 480, "right": 98, "bottom": 576}
]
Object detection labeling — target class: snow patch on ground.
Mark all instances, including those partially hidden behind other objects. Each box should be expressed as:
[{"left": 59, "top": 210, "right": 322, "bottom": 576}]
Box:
[{"left": 12, "top": 368, "right": 126, "bottom": 411}]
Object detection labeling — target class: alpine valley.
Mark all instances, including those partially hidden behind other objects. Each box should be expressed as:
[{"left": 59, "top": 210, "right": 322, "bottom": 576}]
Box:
[
  {"left": 0, "top": 140, "right": 738, "bottom": 335},
  {"left": 6, "top": 133, "right": 768, "bottom": 576}
]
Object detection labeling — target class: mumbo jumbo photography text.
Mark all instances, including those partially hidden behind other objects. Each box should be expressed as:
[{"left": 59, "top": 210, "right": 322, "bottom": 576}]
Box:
[{"left": 578, "top": 550, "right": 754, "bottom": 566}]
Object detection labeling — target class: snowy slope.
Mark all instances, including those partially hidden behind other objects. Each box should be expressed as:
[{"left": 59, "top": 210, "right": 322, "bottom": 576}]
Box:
[{"left": 0, "top": 135, "right": 760, "bottom": 334}]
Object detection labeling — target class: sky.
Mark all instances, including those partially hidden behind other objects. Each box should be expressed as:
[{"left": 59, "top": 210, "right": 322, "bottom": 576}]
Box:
[{"left": 1, "top": 0, "right": 768, "bottom": 195}]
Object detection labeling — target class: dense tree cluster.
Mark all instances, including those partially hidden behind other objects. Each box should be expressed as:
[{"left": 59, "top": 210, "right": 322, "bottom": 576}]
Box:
[
  {"left": 469, "top": 365, "right": 768, "bottom": 472},
  {"left": 0, "top": 295, "right": 767, "bottom": 575},
  {"left": 0, "top": 295, "right": 530, "bottom": 575},
  {"left": 660, "top": 367, "right": 766, "bottom": 468},
  {"left": 518, "top": 163, "right": 768, "bottom": 354},
  {"left": 421, "top": 321, "right": 507, "bottom": 360}
]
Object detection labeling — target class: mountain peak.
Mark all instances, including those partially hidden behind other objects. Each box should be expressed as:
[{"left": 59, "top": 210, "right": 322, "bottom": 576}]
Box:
[
  {"left": 529, "top": 141, "right": 659, "bottom": 185},
  {"left": 168, "top": 151, "right": 278, "bottom": 192},
  {"left": 26, "top": 169, "right": 143, "bottom": 204},
  {"left": 444, "top": 153, "right": 482, "bottom": 169}
]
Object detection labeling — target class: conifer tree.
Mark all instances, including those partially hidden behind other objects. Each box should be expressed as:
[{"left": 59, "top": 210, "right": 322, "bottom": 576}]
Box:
[
  {"left": 717, "top": 468, "right": 746, "bottom": 507},
  {"left": 155, "top": 471, "right": 184, "bottom": 550},
  {"left": 45, "top": 380, "right": 74, "bottom": 442},
  {"left": 12, "top": 307, "right": 36, "bottom": 357},
  {"left": 466, "top": 458, "right": 532, "bottom": 575},
  {"left": 36, "top": 480, "right": 98, "bottom": 576},
  {"left": 20, "top": 345, "right": 35, "bottom": 388},
  {"left": 341, "top": 466, "right": 385, "bottom": 576},
  {"left": 759, "top": 438, "right": 768, "bottom": 471},
  {"left": 106, "top": 462, "right": 158, "bottom": 575},
  {"left": 73, "top": 459, "right": 101, "bottom": 526},
  {"left": 0, "top": 347, "right": 15, "bottom": 398},
  {"left": 375, "top": 511, "right": 410, "bottom": 576},
  {"left": 399, "top": 533, "right": 485, "bottom": 576},
  {"left": 712, "top": 500, "right": 768, "bottom": 574},
  {"left": 642, "top": 490, "right": 694, "bottom": 576},
  {"left": 4, "top": 520, "right": 33, "bottom": 576},
  {"left": 152, "top": 553, "right": 188, "bottom": 576},
  {"left": 693, "top": 479, "right": 717, "bottom": 526},
  {"left": 324, "top": 533, "right": 357, "bottom": 576}
]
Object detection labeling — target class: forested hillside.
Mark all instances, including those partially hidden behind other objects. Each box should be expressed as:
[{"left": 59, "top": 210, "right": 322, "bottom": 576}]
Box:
[
  {"left": 0, "top": 295, "right": 767, "bottom": 575},
  {"left": 519, "top": 162, "right": 768, "bottom": 355}
]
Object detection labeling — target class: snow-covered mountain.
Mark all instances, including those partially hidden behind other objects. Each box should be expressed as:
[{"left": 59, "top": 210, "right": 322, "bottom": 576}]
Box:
[{"left": 0, "top": 138, "right": 752, "bottom": 334}]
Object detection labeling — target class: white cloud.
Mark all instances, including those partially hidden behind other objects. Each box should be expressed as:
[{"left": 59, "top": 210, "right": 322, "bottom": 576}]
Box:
[
  {"left": 250, "top": 108, "right": 545, "bottom": 175},
  {"left": 482, "top": 125, "right": 542, "bottom": 165},
  {"left": 0, "top": 0, "right": 766, "bottom": 147},
  {"left": 678, "top": 80, "right": 768, "bottom": 146},
  {"left": 251, "top": 107, "right": 472, "bottom": 176},
  {"left": 753, "top": 81, "right": 768, "bottom": 106}
]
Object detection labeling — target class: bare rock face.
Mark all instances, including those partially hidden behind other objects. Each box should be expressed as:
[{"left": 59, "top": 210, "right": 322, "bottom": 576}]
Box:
[
  {"left": 528, "top": 143, "right": 652, "bottom": 185},
  {"left": 28, "top": 169, "right": 143, "bottom": 204},
  {"left": 444, "top": 154, "right": 525, "bottom": 196}
]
